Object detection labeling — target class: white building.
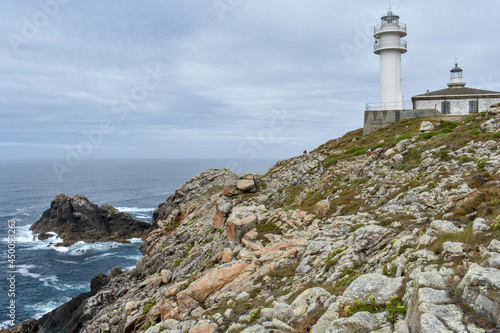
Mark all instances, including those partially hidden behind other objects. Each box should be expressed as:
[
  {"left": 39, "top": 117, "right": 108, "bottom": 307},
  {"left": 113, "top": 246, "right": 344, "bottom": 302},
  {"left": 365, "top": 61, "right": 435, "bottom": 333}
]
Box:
[
  {"left": 374, "top": 10, "right": 407, "bottom": 110},
  {"left": 412, "top": 64, "right": 500, "bottom": 114}
]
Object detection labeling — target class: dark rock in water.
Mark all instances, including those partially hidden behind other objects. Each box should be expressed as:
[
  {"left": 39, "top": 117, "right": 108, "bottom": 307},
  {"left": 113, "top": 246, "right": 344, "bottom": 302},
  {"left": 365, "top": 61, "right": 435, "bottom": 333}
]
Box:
[
  {"left": 37, "top": 233, "right": 54, "bottom": 241},
  {"left": 30, "top": 194, "right": 153, "bottom": 246}
]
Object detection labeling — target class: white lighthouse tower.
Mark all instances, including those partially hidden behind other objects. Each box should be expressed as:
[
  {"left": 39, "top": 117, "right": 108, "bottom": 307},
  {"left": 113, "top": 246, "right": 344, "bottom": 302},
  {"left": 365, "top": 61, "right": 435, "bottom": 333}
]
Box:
[{"left": 374, "top": 7, "right": 407, "bottom": 110}]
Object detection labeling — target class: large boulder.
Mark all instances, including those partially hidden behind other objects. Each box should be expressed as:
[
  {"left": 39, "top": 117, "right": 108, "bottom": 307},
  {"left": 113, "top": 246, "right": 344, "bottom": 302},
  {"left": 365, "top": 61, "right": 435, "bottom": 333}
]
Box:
[
  {"left": 290, "top": 287, "right": 331, "bottom": 319},
  {"left": 226, "top": 206, "right": 258, "bottom": 243},
  {"left": 420, "top": 121, "right": 435, "bottom": 132},
  {"left": 314, "top": 200, "right": 330, "bottom": 218},
  {"left": 30, "top": 194, "right": 153, "bottom": 246},
  {"left": 177, "top": 261, "right": 250, "bottom": 307},
  {"left": 458, "top": 264, "right": 500, "bottom": 327},
  {"left": 343, "top": 274, "right": 404, "bottom": 305}
]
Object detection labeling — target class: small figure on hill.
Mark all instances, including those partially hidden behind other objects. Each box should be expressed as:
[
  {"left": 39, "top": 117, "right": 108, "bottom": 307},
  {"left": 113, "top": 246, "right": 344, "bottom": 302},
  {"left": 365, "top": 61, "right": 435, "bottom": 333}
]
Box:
[{"left": 303, "top": 150, "right": 310, "bottom": 157}]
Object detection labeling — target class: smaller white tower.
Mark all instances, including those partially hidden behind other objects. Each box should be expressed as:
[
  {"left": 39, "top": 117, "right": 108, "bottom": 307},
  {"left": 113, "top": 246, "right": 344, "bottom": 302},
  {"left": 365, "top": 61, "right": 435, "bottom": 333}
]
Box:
[
  {"left": 448, "top": 62, "right": 466, "bottom": 88},
  {"left": 374, "top": 10, "right": 407, "bottom": 110}
]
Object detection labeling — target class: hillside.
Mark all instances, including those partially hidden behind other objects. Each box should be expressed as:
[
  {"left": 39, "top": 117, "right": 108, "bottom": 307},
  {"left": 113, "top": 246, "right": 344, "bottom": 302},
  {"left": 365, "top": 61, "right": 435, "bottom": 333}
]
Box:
[{"left": 9, "top": 108, "right": 500, "bottom": 333}]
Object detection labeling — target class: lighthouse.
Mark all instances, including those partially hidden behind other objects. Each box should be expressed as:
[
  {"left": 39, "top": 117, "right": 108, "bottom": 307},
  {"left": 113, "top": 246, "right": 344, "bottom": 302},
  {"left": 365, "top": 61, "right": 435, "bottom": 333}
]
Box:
[{"left": 374, "top": 9, "right": 407, "bottom": 110}]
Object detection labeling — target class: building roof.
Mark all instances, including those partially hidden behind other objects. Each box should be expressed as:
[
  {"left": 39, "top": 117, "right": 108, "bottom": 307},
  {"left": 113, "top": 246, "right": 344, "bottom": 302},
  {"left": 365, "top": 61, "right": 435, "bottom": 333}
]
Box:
[
  {"left": 413, "top": 87, "right": 500, "bottom": 99},
  {"left": 450, "top": 64, "right": 463, "bottom": 73}
]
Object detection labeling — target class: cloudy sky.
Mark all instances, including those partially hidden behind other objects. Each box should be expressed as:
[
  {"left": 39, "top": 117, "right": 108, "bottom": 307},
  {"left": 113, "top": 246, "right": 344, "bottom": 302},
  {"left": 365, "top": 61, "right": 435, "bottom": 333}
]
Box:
[{"left": 1, "top": 0, "right": 499, "bottom": 162}]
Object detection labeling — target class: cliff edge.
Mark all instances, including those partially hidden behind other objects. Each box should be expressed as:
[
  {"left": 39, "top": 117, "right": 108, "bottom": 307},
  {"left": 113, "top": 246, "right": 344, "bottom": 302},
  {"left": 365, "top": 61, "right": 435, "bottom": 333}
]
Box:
[{"left": 10, "top": 108, "right": 500, "bottom": 333}]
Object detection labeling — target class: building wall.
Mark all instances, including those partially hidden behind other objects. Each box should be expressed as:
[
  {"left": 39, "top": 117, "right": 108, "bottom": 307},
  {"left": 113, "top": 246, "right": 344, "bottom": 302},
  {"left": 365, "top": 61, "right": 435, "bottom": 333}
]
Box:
[
  {"left": 363, "top": 109, "right": 442, "bottom": 135},
  {"left": 414, "top": 97, "right": 500, "bottom": 115}
]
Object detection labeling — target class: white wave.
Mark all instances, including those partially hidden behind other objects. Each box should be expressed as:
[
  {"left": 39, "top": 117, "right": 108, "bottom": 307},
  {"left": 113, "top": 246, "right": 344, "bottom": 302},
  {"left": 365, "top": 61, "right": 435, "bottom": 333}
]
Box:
[
  {"left": 51, "top": 281, "right": 89, "bottom": 292},
  {"left": 17, "top": 265, "right": 42, "bottom": 279},
  {"left": 135, "top": 214, "right": 151, "bottom": 219},
  {"left": 10, "top": 225, "right": 141, "bottom": 255},
  {"left": 68, "top": 241, "right": 120, "bottom": 255},
  {"left": 0, "top": 321, "right": 14, "bottom": 329},
  {"left": 25, "top": 299, "right": 71, "bottom": 319},
  {"left": 85, "top": 252, "right": 114, "bottom": 262},
  {"left": 116, "top": 207, "right": 155, "bottom": 214},
  {"left": 117, "top": 254, "right": 142, "bottom": 260},
  {"left": 124, "top": 265, "right": 136, "bottom": 271},
  {"left": 40, "top": 275, "right": 59, "bottom": 285},
  {"left": 129, "top": 238, "right": 143, "bottom": 244},
  {"left": 55, "top": 259, "right": 79, "bottom": 264}
]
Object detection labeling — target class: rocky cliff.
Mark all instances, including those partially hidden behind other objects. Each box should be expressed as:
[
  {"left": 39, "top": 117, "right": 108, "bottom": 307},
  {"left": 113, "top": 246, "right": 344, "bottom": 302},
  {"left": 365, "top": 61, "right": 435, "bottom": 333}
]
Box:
[
  {"left": 10, "top": 109, "right": 500, "bottom": 333},
  {"left": 30, "top": 194, "right": 153, "bottom": 246}
]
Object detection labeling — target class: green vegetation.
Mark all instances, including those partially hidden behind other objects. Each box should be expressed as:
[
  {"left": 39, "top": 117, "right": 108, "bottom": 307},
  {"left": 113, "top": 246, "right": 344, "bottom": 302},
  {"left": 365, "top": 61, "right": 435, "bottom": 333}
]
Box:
[
  {"left": 174, "top": 258, "right": 184, "bottom": 267},
  {"left": 349, "top": 223, "right": 364, "bottom": 233},
  {"left": 142, "top": 298, "right": 155, "bottom": 315},
  {"left": 267, "top": 263, "right": 298, "bottom": 280},
  {"left": 324, "top": 248, "right": 346, "bottom": 272},
  {"left": 256, "top": 222, "right": 281, "bottom": 234},
  {"left": 493, "top": 221, "right": 500, "bottom": 230},
  {"left": 382, "top": 264, "right": 397, "bottom": 278},
  {"left": 477, "top": 160, "right": 486, "bottom": 171},
  {"left": 391, "top": 134, "right": 411, "bottom": 146},
  {"left": 249, "top": 307, "right": 263, "bottom": 322},
  {"left": 325, "top": 155, "right": 338, "bottom": 166},
  {"left": 343, "top": 295, "right": 406, "bottom": 323},
  {"left": 459, "top": 156, "right": 474, "bottom": 164},
  {"left": 201, "top": 237, "right": 214, "bottom": 245},
  {"left": 440, "top": 150, "right": 449, "bottom": 160}
]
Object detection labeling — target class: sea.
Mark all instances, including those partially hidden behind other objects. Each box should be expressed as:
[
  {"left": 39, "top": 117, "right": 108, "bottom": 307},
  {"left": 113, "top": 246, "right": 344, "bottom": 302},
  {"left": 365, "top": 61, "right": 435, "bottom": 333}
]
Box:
[{"left": 0, "top": 159, "right": 275, "bottom": 329}]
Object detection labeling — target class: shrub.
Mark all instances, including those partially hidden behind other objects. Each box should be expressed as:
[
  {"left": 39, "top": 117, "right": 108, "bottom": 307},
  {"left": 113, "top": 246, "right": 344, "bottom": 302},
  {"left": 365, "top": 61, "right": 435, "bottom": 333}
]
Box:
[
  {"left": 477, "top": 160, "right": 486, "bottom": 171},
  {"left": 469, "top": 129, "right": 481, "bottom": 135},
  {"left": 142, "top": 299, "right": 155, "bottom": 315},
  {"left": 419, "top": 132, "right": 437, "bottom": 140},
  {"left": 249, "top": 307, "right": 263, "bottom": 322},
  {"left": 493, "top": 132, "right": 500, "bottom": 139},
  {"left": 343, "top": 295, "right": 406, "bottom": 323},
  {"left": 440, "top": 151, "right": 449, "bottom": 160},
  {"left": 325, "top": 155, "right": 338, "bottom": 166},
  {"left": 441, "top": 120, "right": 460, "bottom": 129}
]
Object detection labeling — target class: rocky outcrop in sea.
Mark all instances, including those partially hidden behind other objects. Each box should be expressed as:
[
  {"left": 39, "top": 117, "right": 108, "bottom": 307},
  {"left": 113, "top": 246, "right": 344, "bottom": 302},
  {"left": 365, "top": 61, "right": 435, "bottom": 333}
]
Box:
[
  {"left": 9, "top": 110, "right": 500, "bottom": 333},
  {"left": 30, "top": 194, "right": 153, "bottom": 246}
]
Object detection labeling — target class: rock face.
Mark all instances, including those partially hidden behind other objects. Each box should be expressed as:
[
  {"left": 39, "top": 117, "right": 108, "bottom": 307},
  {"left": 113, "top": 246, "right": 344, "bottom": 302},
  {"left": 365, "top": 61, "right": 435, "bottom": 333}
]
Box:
[
  {"left": 30, "top": 194, "right": 153, "bottom": 246},
  {"left": 13, "top": 115, "right": 500, "bottom": 333}
]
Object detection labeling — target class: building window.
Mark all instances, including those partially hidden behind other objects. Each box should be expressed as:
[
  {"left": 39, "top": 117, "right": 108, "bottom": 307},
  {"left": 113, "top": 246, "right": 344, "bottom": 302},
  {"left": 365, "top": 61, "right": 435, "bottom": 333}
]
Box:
[
  {"left": 469, "top": 101, "right": 478, "bottom": 113},
  {"left": 441, "top": 101, "right": 451, "bottom": 114}
]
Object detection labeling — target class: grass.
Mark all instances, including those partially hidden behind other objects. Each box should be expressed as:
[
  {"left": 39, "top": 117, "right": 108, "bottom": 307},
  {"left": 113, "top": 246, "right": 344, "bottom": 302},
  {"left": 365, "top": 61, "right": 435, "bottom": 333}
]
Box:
[
  {"left": 267, "top": 263, "right": 298, "bottom": 280},
  {"left": 447, "top": 280, "right": 497, "bottom": 330},
  {"left": 459, "top": 156, "right": 475, "bottom": 164},
  {"left": 391, "top": 134, "right": 412, "bottom": 146},
  {"left": 325, "top": 155, "right": 338, "bottom": 166},
  {"left": 282, "top": 185, "right": 305, "bottom": 208},
  {"left": 349, "top": 223, "right": 364, "bottom": 232},
  {"left": 324, "top": 248, "right": 346, "bottom": 273}
]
